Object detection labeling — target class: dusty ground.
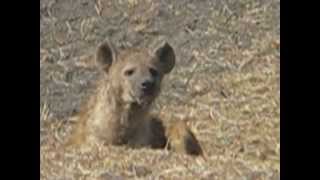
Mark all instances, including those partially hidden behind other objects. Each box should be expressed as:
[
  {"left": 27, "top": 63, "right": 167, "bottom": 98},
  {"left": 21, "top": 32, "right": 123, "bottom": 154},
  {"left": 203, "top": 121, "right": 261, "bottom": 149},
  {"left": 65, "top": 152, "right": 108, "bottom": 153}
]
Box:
[{"left": 40, "top": 0, "right": 280, "bottom": 179}]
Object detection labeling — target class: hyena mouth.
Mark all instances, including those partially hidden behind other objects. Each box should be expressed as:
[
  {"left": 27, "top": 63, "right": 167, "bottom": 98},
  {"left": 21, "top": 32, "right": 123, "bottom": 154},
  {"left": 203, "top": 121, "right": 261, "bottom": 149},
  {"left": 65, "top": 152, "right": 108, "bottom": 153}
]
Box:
[
  {"left": 132, "top": 93, "right": 154, "bottom": 107},
  {"left": 131, "top": 99, "right": 151, "bottom": 108},
  {"left": 128, "top": 88, "right": 156, "bottom": 107},
  {"left": 142, "top": 86, "right": 155, "bottom": 96}
]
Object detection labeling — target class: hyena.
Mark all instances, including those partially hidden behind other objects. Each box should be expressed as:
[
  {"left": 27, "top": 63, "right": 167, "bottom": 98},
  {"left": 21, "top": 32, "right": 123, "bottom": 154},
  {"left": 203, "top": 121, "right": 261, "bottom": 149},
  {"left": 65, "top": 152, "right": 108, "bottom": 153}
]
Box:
[
  {"left": 66, "top": 39, "right": 203, "bottom": 155},
  {"left": 166, "top": 120, "right": 205, "bottom": 158}
]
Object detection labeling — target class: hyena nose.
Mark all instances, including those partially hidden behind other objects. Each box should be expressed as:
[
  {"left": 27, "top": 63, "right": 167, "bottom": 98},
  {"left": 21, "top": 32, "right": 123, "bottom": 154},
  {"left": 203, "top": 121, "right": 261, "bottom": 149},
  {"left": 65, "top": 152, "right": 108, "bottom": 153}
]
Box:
[{"left": 141, "top": 80, "right": 155, "bottom": 92}]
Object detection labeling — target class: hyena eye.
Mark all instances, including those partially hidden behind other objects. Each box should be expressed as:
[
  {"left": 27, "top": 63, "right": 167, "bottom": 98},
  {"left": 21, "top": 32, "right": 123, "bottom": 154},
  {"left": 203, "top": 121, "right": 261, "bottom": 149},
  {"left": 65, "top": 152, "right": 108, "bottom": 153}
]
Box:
[
  {"left": 149, "top": 68, "right": 158, "bottom": 77},
  {"left": 124, "top": 68, "right": 135, "bottom": 76}
]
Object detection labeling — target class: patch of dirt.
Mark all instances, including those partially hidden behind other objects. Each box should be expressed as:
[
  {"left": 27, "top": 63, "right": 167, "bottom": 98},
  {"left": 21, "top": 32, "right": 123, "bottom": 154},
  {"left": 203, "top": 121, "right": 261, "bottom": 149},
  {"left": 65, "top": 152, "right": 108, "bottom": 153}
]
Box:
[{"left": 40, "top": 0, "right": 280, "bottom": 179}]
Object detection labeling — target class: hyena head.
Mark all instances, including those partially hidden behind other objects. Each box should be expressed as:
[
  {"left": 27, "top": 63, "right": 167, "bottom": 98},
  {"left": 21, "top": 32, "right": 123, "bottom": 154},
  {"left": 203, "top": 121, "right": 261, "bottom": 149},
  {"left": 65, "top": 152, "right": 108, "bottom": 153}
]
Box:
[{"left": 95, "top": 39, "right": 175, "bottom": 107}]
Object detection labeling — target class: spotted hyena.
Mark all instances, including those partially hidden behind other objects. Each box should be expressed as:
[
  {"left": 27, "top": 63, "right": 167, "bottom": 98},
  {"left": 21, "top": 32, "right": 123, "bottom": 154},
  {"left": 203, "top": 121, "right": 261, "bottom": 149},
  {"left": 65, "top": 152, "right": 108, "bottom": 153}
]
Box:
[{"left": 66, "top": 39, "right": 203, "bottom": 155}]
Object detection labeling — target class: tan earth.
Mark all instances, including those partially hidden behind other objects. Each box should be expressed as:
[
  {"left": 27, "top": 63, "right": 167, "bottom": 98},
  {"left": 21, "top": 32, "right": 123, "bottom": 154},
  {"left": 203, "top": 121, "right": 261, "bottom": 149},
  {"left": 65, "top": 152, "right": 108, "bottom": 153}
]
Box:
[{"left": 41, "top": 0, "right": 280, "bottom": 179}]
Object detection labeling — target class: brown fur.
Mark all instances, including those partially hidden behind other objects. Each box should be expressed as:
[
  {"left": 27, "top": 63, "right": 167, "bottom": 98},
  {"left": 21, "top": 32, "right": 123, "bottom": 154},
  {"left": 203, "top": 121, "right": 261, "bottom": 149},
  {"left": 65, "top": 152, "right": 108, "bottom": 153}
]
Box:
[
  {"left": 65, "top": 39, "right": 204, "bottom": 157},
  {"left": 166, "top": 121, "right": 205, "bottom": 158},
  {"left": 66, "top": 39, "right": 175, "bottom": 148}
]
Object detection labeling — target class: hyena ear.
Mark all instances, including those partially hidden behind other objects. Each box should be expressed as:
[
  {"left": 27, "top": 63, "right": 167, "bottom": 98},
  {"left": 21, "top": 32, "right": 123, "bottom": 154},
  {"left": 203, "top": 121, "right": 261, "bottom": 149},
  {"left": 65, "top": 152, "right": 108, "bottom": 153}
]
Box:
[
  {"left": 95, "top": 40, "right": 117, "bottom": 73},
  {"left": 153, "top": 42, "right": 175, "bottom": 74}
]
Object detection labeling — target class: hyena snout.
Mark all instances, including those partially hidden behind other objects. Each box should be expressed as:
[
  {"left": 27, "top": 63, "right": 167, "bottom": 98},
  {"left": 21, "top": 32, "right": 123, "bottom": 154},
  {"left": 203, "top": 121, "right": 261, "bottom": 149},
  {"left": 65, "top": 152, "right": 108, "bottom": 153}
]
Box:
[{"left": 141, "top": 78, "right": 156, "bottom": 94}]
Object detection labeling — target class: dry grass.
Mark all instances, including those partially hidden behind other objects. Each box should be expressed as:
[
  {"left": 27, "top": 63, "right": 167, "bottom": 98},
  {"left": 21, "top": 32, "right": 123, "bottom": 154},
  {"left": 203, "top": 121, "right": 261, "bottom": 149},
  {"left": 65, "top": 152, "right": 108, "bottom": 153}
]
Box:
[
  {"left": 41, "top": 0, "right": 280, "bottom": 179},
  {"left": 40, "top": 53, "right": 279, "bottom": 179}
]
